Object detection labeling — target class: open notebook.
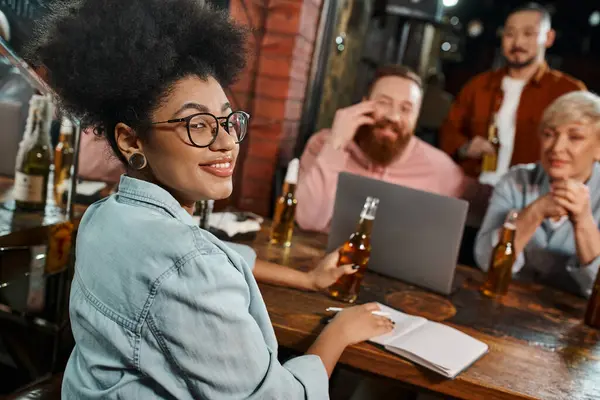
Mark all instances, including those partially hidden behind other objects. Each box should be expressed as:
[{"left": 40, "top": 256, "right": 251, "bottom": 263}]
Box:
[{"left": 370, "top": 303, "right": 488, "bottom": 379}]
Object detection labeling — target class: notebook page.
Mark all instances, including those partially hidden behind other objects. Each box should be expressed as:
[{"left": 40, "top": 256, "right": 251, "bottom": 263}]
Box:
[
  {"left": 369, "top": 303, "right": 427, "bottom": 346},
  {"left": 388, "top": 321, "right": 488, "bottom": 377},
  {"left": 384, "top": 345, "right": 451, "bottom": 377}
]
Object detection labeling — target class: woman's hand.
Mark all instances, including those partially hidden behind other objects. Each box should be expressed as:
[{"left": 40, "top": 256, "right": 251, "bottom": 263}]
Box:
[
  {"left": 551, "top": 180, "right": 593, "bottom": 225},
  {"left": 307, "top": 250, "right": 358, "bottom": 291},
  {"left": 326, "top": 303, "right": 395, "bottom": 346},
  {"left": 531, "top": 193, "right": 568, "bottom": 220}
]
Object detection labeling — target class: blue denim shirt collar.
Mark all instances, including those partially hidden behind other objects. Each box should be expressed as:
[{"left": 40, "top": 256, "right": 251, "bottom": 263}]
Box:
[{"left": 117, "top": 175, "right": 196, "bottom": 226}]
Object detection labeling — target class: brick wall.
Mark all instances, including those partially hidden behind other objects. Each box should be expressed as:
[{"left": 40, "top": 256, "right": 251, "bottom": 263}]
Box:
[{"left": 229, "top": 0, "right": 322, "bottom": 216}]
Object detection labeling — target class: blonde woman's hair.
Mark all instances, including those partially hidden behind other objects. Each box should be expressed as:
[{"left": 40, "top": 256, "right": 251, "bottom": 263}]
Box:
[{"left": 540, "top": 91, "right": 600, "bottom": 131}]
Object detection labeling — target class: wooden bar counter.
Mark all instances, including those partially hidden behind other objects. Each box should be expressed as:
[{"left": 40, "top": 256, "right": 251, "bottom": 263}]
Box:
[{"left": 240, "top": 224, "right": 600, "bottom": 400}]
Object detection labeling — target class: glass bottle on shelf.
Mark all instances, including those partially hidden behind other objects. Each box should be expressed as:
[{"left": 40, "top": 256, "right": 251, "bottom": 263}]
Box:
[
  {"left": 54, "top": 117, "right": 74, "bottom": 207},
  {"left": 14, "top": 95, "right": 53, "bottom": 211},
  {"left": 328, "top": 196, "right": 379, "bottom": 303},
  {"left": 270, "top": 158, "right": 299, "bottom": 247}
]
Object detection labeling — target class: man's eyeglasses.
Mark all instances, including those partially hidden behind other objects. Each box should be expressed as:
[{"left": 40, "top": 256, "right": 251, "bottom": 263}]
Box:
[{"left": 151, "top": 111, "right": 250, "bottom": 148}]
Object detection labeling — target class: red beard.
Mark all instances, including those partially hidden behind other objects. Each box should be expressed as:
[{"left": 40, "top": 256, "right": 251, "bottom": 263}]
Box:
[{"left": 354, "top": 117, "right": 412, "bottom": 166}]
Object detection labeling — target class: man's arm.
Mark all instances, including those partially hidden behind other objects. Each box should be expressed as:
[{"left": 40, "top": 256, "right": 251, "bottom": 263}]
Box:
[{"left": 439, "top": 80, "right": 476, "bottom": 159}]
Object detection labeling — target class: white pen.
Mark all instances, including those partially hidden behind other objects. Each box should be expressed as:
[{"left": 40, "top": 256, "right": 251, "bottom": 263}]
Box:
[{"left": 326, "top": 306, "right": 391, "bottom": 318}]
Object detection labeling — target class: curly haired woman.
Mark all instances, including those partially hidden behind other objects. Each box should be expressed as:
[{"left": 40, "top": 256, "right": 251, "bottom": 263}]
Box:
[{"left": 27, "top": 1, "right": 393, "bottom": 398}]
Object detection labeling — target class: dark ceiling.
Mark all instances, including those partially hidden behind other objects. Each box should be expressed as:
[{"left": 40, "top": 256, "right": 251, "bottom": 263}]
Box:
[{"left": 446, "top": 0, "right": 600, "bottom": 58}]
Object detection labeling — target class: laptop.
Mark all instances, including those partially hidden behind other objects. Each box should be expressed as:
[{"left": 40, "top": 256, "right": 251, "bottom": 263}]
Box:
[{"left": 327, "top": 172, "right": 469, "bottom": 295}]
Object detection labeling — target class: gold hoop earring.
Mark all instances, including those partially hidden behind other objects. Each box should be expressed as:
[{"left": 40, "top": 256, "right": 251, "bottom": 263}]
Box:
[{"left": 128, "top": 153, "right": 147, "bottom": 170}]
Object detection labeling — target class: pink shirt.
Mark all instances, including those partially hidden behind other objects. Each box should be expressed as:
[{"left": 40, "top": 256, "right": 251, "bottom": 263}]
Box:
[
  {"left": 77, "top": 129, "right": 125, "bottom": 184},
  {"left": 295, "top": 130, "right": 482, "bottom": 233}
]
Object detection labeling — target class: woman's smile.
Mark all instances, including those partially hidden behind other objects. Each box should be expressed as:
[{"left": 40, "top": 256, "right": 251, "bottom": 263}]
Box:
[{"left": 199, "top": 156, "right": 236, "bottom": 178}]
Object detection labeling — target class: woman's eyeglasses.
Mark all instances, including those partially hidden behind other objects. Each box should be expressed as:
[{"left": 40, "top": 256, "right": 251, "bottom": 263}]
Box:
[{"left": 151, "top": 111, "right": 250, "bottom": 148}]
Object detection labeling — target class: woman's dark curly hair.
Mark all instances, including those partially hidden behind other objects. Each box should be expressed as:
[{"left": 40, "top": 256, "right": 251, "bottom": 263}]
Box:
[{"left": 26, "top": 0, "right": 247, "bottom": 163}]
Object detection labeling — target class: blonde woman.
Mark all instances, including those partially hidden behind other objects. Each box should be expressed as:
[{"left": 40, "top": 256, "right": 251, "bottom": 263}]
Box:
[{"left": 475, "top": 91, "right": 600, "bottom": 297}]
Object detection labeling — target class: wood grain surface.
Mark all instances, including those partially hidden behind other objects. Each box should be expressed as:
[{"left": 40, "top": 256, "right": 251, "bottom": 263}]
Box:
[{"left": 241, "top": 223, "right": 600, "bottom": 400}]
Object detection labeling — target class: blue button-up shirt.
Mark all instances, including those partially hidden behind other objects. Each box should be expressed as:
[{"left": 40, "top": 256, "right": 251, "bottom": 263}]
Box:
[
  {"left": 62, "top": 176, "right": 328, "bottom": 399},
  {"left": 475, "top": 163, "right": 600, "bottom": 297}
]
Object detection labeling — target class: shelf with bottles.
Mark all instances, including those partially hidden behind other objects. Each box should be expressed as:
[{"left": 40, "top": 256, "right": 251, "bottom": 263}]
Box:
[
  {"left": 0, "top": 38, "right": 80, "bottom": 334},
  {"left": 0, "top": 37, "right": 82, "bottom": 239},
  {"left": 0, "top": 98, "right": 82, "bottom": 238}
]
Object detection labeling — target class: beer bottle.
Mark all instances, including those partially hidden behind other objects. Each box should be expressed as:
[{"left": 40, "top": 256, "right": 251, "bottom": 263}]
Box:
[
  {"left": 54, "top": 117, "right": 75, "bottom": 206},
  {"left": 328, "top": 196, "right": 379, "bottom": 303},
  {"left": 481, "top": 211, "right": 518, "bottom": 297},
  {"left": 481, "top": 114, "right": 499, "bottom": 172},
  {"left": 269, "top": 158, "right": 299, "bottom": 247},
  {"left": 584, "top": 273, "right": 600, "bottom": 328},
  {"left": 14, "top": 95, "right": 53, "bottom": 211}
]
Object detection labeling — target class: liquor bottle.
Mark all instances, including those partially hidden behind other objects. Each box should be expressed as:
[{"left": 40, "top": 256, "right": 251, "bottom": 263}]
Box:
[
  {"left": 14, "top": 95, "right": 53, "bottom": 211},
  {"left": 481, "top": 211, "right": 518, "bottom": 297},
  {"left": 269, "top": 158, "right": 299, "bottom": 247},
  {"left": 481, "top": 114, "right": 500, "bottom": 172},
  {"left": 54, "top": 117, "right": 74, "bottom": 206},
  {"left": 328, "top": 196, "right": 379, "bottom": 303},
  {"left": 584, "top": 272, "right": 600, "bottom": 328}
]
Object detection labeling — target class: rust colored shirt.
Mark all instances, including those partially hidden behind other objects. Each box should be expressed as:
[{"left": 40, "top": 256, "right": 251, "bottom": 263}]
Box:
[{"left": 439, "top": 63, "right": 585, "bottom": 178}]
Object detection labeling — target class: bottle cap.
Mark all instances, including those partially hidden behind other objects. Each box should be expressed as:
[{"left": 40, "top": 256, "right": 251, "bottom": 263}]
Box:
[
  {"left": 367, "top": 196, "right": 380, "bottom": 208},
  {"left": 60, "top": 117, "right": 74, "bottom": 134},
  {"left": 284, "top": 158, "right": 300, "bottom": 184}
]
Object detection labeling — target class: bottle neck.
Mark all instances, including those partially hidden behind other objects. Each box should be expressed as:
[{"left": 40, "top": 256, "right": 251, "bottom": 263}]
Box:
[
  {"left": 356, "top": 216, "right": 374, "bottom": 236},
  {"left": 282, "top": 182, "right": 296, "bottom": 195},
  {"left": 30, "top": 114, "right": 47, "bottom": 146},
  {"left": 488, "top": 123, "right": 498, "bottom": 140},
  {"left": 499, "top": 227, "right": 515, "bottom": 245}
]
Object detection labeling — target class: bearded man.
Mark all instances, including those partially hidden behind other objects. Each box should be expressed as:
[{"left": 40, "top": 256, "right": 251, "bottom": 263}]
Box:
[
  {"left": 440, "top": 2, "right": 585, "bottom": 185},
  {"left": 295, "top": 65, "right": 482, "bottom": 233}
]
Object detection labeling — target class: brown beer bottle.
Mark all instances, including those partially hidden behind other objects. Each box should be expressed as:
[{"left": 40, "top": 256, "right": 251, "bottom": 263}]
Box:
[
  {"left": 54, "top": 117, "right": 75, "bottom": 206},
  {"left": 481, "top": 211, "right": 518, "bottom": 297},
  {"left": 584, "top": 273, "right": 600, "bottom": 328},
  {"left": 270, "top": 158, "right": 299, "bottom": 247},
  {"left": 328, "top": 196, "right": 379, "bottom": 303},
  {"left": 481, "top": 114, "right": 499, "bottom": 172}
]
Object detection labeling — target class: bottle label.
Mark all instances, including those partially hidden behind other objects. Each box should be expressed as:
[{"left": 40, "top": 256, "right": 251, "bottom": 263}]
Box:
[{"left": 14, "top": 171, "right": 45, "bottom": 203}]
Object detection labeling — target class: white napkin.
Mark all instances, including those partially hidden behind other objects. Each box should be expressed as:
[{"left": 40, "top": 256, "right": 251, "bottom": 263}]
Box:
[
  {"left": 193, "top": 212, "right": 263, "bottom": 237},
  {"left": 74, "top": 181, "right": 107, "bottom": 196}
]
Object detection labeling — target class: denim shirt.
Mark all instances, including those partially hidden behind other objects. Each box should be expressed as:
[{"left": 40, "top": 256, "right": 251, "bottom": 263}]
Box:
[
  {"left": 62, "top": 176, "right": 328, "bottom": 399},
  {"left": 475, "top": 163, "right": 600, "bottom": 298}
]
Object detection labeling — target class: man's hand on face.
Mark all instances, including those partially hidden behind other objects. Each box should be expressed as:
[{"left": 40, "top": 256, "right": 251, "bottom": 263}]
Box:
[{"left": 329, "top": 101, "right": 376, "bottom": 150}]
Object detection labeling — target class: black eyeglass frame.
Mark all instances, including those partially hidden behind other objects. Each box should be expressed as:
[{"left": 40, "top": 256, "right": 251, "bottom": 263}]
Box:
[{"left": 151, "top": 110, "right": 250, "bottom": 148}]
